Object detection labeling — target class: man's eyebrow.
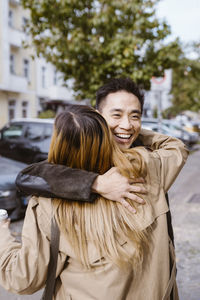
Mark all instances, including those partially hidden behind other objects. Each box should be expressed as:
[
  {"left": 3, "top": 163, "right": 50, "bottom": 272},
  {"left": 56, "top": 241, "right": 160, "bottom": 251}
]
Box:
[
  {"left": 110, "top": 108, "right": 123, "bottom": 113},
  {"left": 130, "top": 110, "right": 141, "bottom": 114},
  {"left": 110, "top": 108, "right": 141, "bottom": 114}
]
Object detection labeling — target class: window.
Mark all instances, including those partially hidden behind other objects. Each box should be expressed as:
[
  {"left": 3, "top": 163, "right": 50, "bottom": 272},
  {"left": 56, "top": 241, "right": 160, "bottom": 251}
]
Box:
[
  {"left": 53, "top": 69, "right": 57, "bottom": 85},
  {"left": 23, "top": 59, "right": 30, "bottom": 80},
  {"left": 2, "top": 124, "right": 23, "bottom": 140},
  {"left": 10, "top": 54, "right": 15, "bottom": 74},
  {"left": 44, "top": 124, "right": 53, "bottom": 138},
  {"left": 8, "top": 100, "right": 16, "bottom": 121},
  {"left": 22, "top": 101, "right": 28, "bottom": 118},
  {"left": 25, "top": 124, "right": 44, "bottom": 141},
  {"left": 41, "top": 66, "right": 46, "bottom": 88},
  {"left": 22, "top": 17, "right": 28, "bottom": 32},
  {"left": 8, "top": 10, "right": 13, "bottom": 27}
]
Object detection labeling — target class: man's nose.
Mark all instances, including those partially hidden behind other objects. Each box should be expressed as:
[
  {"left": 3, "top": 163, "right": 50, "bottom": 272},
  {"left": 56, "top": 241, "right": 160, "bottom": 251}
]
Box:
[{"left": 119, "top": 117, "right": 132, "bottom": 130}]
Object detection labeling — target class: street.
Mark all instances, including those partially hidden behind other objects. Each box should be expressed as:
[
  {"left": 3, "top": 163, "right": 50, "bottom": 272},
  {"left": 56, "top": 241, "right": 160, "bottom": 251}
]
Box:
[
  {"left": 168, "top": 146, "right": 200, "bottom": 300},
  {"left": 0, "top": 147, "right": 200, "bottom": 300}
]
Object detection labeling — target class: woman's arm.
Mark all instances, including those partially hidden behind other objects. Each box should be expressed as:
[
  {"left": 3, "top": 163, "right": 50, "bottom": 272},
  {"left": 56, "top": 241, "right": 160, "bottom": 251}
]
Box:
[
  {"left": 0, "top": 197, "right": 49, "bottom": 294},
  {"left": 0, "top": 197, "right": 67, "bottom": 295}
]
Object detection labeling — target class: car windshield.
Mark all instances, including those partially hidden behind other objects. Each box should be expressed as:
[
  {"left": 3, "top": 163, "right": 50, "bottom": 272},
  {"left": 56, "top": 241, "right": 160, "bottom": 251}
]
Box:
[
  {"left": 3, "top": 125, "right": 23, "bottom": 139},
  {"left": 24, "top": 123, "right": 45, "bottom": 140}
]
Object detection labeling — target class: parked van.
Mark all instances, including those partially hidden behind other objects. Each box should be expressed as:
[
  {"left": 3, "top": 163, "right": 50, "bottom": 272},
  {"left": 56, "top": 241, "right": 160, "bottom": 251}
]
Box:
[{"left": 0, "top": 118, "right": 54, "bottom": 164}]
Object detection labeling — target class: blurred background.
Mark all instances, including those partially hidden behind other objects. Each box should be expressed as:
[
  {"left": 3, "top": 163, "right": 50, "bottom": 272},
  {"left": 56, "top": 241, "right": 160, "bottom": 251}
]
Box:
[{"left": 0, "top": 0, "right": 199, "bottom": 126}]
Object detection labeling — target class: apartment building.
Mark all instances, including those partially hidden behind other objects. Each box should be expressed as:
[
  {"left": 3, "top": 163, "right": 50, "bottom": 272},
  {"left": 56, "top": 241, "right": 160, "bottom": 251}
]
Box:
[{"left": 0, "top": 0, "right": 73, "bottom": 128}]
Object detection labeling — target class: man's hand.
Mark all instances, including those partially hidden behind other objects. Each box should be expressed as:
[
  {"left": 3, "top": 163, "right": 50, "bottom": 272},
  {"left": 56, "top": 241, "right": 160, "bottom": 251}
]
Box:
[{"left": 92, "top": 167, "right": 146, "bottom": 213}]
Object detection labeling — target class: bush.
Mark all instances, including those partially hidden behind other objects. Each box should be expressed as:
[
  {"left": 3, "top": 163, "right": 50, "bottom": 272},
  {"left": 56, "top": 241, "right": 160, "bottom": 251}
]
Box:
[{"left": 38, "top": 110, "right": 56, "bottom": 119}]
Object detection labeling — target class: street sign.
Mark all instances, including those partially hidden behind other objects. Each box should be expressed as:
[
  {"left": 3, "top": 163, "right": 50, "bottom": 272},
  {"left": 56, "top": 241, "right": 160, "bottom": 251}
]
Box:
[{"left": 151, "top": 69, "right": 172, "bottom": 91}]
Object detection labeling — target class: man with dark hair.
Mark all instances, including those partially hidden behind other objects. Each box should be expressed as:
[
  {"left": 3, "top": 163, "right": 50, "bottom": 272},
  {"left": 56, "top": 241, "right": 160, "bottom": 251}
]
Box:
[
  {"left": 16, "top": 77, "right": 185, "bottom": 219},
  {"left": 16, "top": 77, "right": 149, "bottom": 210},
  {"left": 96, "top": 77, "right": 144, "bottom": 113},
  {"left": 16, "top": 77, "right": 188, "bottom": 299}
]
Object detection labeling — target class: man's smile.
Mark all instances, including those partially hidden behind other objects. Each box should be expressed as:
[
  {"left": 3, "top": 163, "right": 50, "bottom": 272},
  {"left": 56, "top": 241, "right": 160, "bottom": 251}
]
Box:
[
  {"left": 115, "top": 133, "right": 132, "bottom": 140},
  {"left": 100, "top": 90, "right": 142, "bottom": 149}
]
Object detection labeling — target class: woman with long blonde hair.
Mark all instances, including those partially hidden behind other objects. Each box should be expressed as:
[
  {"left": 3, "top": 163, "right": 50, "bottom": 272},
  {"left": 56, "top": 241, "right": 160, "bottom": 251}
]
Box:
[
  {"left": 48, "top": 105, "right": 147, "bottom": 269},
  {"left": 0, "top": 104, "right": 187, "bottom": 300}
]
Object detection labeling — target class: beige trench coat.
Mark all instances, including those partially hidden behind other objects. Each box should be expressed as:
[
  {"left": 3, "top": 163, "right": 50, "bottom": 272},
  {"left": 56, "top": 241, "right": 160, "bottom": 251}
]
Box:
[{"left": 0, "top": 130, "right": 188, "bottom": 300}]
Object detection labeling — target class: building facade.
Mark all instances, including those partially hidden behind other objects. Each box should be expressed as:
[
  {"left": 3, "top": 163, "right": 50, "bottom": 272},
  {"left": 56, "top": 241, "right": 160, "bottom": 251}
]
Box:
[{"left": 0, "top": 0, "right": 73, "bottom": 128}]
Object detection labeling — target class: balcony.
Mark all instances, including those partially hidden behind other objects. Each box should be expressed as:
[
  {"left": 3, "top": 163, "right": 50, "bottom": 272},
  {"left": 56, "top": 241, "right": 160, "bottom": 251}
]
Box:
[
  {"left": 48, "top": 85, "right": 73, "bottom": 101},
  {"left": 8, "top": 27, "right": 26, "bottom": 48},
  {"left": 8, "top": 74, "right": 28, "bottom": 93},
  {"left": 9, "top": 0, "right": 20, "bottom": 5}
]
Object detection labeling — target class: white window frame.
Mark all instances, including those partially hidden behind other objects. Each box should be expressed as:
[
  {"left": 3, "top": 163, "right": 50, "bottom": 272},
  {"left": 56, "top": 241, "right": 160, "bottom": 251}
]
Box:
[
  {"left": 8, "top": 10, "right": 13, "bottom": 27},
  {"left": 41, "top": 66, "right": 46, "bottom": 88},
  {"left": 21, "top": 100, "right": 29, "bottom": 118},
  {"left": 10, "top": 54, "right": 15, "bottom": 74},
  {"left": 23, "top": 59, "right": 30, "bottom": 80},
  {"left": 8, "top": 99, "right": 16, "bottom": 121}
]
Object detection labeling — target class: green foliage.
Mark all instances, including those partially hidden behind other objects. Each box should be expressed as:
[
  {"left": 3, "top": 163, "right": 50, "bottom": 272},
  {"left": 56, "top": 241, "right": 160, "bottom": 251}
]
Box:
[
  {"left": 22, "top": 0, "right": 181, "bottom": 103},
  {"left": 170, "top": 43, "right": 200, "bottom": 114},
  {"left": 153, "top": 106, "right": 158, "bottom": 118},
  {"left": 38, "top": 110, "right": 56, "bottom": 119},
  {"left": 162, "top": 106, "right": 178, "bottom": 119}
]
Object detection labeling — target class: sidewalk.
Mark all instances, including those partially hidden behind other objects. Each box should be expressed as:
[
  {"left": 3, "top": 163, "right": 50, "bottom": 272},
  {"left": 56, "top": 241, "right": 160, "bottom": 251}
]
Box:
[{"left": 168, "top": 147, "right": 200, "bottom": 300}]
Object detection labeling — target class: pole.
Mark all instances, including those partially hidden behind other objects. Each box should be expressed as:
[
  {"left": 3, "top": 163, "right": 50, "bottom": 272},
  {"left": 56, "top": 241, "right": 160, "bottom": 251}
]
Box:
[{"left": 156, "top": 90, "right": 162, "bottom": 132}]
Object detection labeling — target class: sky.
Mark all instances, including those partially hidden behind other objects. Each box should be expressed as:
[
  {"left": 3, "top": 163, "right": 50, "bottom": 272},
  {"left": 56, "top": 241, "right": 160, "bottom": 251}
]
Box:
[{"left": 156, "top": 0, "right": 200, "bottom": 43}]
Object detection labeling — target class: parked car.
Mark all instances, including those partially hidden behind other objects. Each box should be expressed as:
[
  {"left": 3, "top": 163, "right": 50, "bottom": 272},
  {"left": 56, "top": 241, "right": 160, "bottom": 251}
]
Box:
[
  {"left": 182, "top": 120, "right": 200, "bottom": 135},
  {"left": 142, "top": 118, "right": 199, "bottom": 147},
  {"left": 163, "top": 119, "right": 199, "bottom": 146},
  {"left": 0, "top": 118, "right": 54, "bottom": 164},
  {"left": 0, "top": 156, "right": 29, "bottom": 221}
]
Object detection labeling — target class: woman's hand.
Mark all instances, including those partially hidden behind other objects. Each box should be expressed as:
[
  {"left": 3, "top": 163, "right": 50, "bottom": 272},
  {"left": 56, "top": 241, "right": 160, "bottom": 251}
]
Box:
[{"left": 0, "top": 218, "right": 10, "bottom": 229}]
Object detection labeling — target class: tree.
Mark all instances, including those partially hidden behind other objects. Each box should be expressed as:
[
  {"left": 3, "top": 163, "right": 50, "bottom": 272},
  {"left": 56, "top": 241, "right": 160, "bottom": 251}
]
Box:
[
  {"left": 22, "top": 0, "right": 181, "bottom": 104},
  {"left": 170, "top": 42, "right": 200, "bottom": 114}
]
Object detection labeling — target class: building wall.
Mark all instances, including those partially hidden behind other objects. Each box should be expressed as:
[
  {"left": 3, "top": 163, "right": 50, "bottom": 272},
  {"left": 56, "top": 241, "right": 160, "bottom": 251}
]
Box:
[
  {"left": 0, "top": 92, "right": 8, "bottom": 126},
  {"left": 0, "top": 0, "right": 73, "bottom": 128},
  {"left": 0, "top": 0, "right": 37, "bottom": 128}
]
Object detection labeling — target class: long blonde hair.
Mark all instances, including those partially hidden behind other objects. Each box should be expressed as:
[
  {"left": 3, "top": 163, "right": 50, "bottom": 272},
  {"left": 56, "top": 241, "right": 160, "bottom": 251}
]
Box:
[{"left": 48, "top": 105, "right": 147, "bottom": 269}]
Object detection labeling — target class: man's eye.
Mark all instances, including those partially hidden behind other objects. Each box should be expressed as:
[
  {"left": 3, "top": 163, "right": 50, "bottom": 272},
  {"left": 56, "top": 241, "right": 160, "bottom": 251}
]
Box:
[
  {"left": 131, "top": 115, "right": 140, "bottom": 119},
  {"left": 112, "top": 114, "right": 121, "bottom": 117}
]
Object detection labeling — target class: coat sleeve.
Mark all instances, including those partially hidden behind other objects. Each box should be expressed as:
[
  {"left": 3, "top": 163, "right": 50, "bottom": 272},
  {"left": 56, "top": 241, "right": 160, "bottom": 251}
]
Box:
[
  {"left": 0, "top": 197, "right": 66, "bottom": 295},
  {"left": 15, "top": 160, "right": 98, "bottom": 202},
  {"left": 138, "top": 129, "right": 189, "bottom": 192}
]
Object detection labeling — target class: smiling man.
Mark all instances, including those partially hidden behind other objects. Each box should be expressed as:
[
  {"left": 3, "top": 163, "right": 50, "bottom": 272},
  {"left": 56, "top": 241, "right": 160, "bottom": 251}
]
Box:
[
  {"left": 16, "top": 78, "right": 148, "bottom": 210},
  {"left": 96, "top": 81, "right": 143, "bottom": 150},
  {"left": 15, "top": 77, "right": 188, "bottom": 299},
  {"left": 100, "top": 91, "right": 141, "bottom": 148},
  {"left": 15, "top": 78, "right": 175, "bottom": 212}
]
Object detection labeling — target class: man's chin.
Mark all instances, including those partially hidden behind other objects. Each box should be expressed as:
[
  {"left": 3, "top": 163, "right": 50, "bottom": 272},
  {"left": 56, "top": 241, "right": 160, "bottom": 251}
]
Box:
[{"left": 115, "top": 140, "right": 133, "bottom": 150}]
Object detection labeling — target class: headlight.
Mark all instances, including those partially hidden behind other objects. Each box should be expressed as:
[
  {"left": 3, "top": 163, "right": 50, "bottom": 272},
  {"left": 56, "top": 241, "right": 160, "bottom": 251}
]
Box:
[{"left": 0, "top": 190, "right": 11, "bottom": 197}]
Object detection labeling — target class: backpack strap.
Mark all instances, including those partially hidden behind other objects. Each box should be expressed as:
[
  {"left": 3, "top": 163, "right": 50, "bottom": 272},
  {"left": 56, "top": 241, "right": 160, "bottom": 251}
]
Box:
[
  {"left": 41, "top": 216, "right": 60, "bottom": 300},
  {"left": 165, "top": 193, "right": 175, "bottom": 247},
  {"left": 162, "top": 239, "right": 177, "bottom": 300}
]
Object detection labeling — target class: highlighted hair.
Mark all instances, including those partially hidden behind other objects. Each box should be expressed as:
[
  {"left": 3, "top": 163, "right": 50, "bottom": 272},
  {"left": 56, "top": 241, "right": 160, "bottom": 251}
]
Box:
[{"left": 48, "top": 105, "right": 147, "bottom": 269}]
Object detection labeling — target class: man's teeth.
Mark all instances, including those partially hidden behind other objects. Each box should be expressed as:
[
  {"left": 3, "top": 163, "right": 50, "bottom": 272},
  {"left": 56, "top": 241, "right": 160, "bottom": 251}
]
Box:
[{"left": 116, "top": 134, "right": 132, "bottom": 139}]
